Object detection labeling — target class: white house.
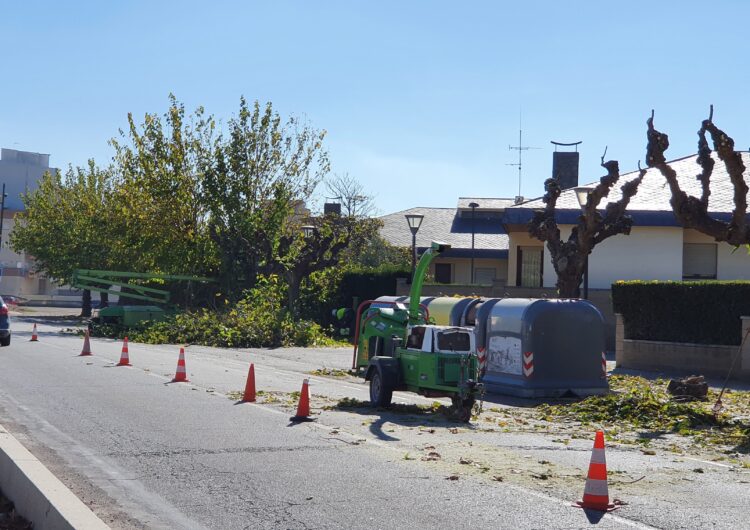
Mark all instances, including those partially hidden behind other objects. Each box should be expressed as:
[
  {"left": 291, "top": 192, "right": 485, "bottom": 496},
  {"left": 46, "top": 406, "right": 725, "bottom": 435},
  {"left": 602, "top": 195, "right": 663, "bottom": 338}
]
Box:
[{"left": 501, "top": 152, "right": 750, "bottom": 289}]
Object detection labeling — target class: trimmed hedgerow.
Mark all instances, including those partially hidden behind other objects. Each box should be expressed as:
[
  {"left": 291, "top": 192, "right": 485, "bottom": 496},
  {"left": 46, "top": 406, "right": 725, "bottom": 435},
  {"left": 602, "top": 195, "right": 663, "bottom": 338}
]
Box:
[{"left": 611, "top": 280, "right": 750, "bottom": 345}]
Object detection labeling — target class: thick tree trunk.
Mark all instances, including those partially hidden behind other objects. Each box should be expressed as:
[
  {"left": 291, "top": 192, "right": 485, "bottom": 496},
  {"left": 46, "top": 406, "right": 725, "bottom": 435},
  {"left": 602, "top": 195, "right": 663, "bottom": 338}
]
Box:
[
  {"left": 556, "top": 273, "right": 581, "bottom": 298},
  {"left": 81, "top": 289, "right": 92, "bottom": 318},
  {"left": 551, "top": 247, "right": 585, "bottom": 298},
  {"left": 286, "top": 271, "right": 302, "bottom": 317}
]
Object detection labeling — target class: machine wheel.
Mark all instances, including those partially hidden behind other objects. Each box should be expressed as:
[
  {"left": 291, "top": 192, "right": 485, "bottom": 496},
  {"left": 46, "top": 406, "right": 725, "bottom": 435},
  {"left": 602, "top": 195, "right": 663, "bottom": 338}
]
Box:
[
  {"left": 369, "top": 370, "right": 393, "bottom": 408},
  {"left": 451, "top": 396, "right": 475, "bottom": 423},
  {"left": 0, "top": 336, "right": 10, "bottom": 347}
]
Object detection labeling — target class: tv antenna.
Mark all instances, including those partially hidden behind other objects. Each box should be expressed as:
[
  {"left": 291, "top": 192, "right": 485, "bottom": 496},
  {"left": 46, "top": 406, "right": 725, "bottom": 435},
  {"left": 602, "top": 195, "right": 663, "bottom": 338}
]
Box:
[{"left": 507, "top": 113, "right": 540, "bottom": 197}]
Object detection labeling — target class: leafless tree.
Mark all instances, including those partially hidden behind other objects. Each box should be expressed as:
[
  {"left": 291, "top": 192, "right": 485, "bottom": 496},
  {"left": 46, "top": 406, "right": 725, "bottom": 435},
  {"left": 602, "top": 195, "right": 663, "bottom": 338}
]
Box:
[{"left": 324, "top": 173, "right": 376, "bottom": 218}]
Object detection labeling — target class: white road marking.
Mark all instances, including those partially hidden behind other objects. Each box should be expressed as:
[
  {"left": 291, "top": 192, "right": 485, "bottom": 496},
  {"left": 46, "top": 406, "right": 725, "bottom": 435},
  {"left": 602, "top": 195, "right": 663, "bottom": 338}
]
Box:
[{"left": 681, "top": 456, "right": 733, "bottom": 469}]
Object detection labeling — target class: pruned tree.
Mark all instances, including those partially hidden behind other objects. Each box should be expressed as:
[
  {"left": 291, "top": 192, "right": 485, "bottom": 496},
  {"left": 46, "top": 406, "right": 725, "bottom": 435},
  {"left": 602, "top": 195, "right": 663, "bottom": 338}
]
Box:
[
  {"left": 528, "top": 152, "right": 645, "bottom": 297},
  {"left": 646, "top": 106, "right": 750, "bottom": 245}
]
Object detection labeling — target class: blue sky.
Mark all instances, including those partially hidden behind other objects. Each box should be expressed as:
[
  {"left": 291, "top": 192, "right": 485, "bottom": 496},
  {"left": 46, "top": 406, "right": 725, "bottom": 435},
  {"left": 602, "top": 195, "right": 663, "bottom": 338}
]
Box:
[{"left": 3, "top": 1, "right": 750, "bottom": 215}]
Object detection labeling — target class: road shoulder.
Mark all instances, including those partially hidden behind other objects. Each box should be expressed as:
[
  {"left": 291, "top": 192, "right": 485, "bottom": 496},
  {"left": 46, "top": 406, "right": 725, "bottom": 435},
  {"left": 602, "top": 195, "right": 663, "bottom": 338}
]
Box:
[{"left": 0, "top": 422, "right": 110, "bottom": 530}]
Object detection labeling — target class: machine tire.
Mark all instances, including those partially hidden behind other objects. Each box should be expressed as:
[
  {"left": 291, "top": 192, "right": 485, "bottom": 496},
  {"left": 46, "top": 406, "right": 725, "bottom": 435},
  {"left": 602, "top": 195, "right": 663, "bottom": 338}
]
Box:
[
  {"left": 0, "top": 336, "right": 10, "bottom": 347},
  {"left": 369, "top": 370, "right": 393, "bottom": 408},
  {"left": 452, "top": 396, "right": 475, "bottom": 423}
]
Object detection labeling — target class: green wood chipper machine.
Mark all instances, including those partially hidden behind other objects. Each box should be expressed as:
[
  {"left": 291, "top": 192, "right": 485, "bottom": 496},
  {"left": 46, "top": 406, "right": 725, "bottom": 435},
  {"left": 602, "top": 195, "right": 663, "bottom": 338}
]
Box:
[{"left": 352, "top": 242, "right": 482, "bottom": 422}]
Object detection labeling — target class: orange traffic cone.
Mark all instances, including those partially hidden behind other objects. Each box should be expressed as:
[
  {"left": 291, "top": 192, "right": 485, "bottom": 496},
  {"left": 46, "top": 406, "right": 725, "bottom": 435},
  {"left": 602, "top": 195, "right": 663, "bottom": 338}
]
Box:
[
  {"left": 242, "top": 363, "right": 256, "bottom": 402},
  {"left": 290, "top": 378, "right": 314, "bottom": 422},
  {"left": 30, "top": 323, "right": 38, "bottom": 342},
  {"left": 575, "top": 431, "right": 618, "bottom": 512},
  {"left": 117, "top": 336, "right": 131, "bottom": 366},
  {"left": 79, "top": 329, "right": 93, "bottom": 356},
  {"left": 172, "top": 347, "right": 189, "bottom": 382}
]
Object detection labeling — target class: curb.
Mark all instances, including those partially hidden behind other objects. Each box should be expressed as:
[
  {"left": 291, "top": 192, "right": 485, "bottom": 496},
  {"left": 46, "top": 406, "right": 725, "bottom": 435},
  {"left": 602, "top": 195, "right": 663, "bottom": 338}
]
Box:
[{"left": 0, "top": 423, "right": 110, "bottom": 530}]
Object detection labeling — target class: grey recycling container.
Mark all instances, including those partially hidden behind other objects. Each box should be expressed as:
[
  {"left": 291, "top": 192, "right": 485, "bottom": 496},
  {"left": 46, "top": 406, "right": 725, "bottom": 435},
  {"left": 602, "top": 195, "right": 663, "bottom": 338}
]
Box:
[{"left": 481, "top": 298, "right": 608, "bottom": 398}]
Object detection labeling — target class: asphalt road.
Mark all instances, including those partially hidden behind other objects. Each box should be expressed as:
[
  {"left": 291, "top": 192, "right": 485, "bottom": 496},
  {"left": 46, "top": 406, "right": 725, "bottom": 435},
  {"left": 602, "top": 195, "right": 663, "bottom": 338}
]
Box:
[{"left": 0, "top": 310, "right": 746, "bottom": 529}]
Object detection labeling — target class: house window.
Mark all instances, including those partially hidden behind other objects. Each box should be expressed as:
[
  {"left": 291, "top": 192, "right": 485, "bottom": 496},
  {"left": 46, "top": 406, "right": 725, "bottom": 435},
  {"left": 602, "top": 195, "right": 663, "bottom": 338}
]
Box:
[
  {"left": 516, "top": 246, "right": 543, "bottom": 287},
  {"left": 434, "top": 263, "right": 452, "bottom": 284},
  {"left": 683, "top": 243, "right": 717, "bottom": 279},
  {"left": 475, "top": 267, "right": 496, "bottom": 285}
]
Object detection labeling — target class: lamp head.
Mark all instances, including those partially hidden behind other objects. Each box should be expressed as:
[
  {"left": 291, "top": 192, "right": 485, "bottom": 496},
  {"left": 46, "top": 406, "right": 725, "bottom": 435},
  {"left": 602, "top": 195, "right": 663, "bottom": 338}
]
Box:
[
  {"left": 405, "top": 213, "right": 424, "bottom": 235},
  {"left": 574, "top": 187, "right": 594, "bottom": 209}
]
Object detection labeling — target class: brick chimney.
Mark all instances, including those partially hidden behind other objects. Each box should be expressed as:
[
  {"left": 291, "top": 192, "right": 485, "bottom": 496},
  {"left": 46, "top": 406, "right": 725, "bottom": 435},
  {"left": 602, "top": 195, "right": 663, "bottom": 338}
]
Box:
[{"left": 551, "top": 141, "right": 581, "bottom": 190}]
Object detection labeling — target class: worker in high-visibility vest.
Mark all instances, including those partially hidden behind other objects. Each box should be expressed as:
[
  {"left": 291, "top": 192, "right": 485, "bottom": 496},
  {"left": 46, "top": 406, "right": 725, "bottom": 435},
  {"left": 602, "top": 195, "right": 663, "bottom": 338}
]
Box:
[{"left": 331, "top": 307, "right": 354, "bottom": 338}]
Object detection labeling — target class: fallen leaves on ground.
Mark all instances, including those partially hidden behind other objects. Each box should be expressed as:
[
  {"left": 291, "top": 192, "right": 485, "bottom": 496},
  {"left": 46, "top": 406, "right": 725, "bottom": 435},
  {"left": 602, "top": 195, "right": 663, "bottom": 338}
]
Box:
[
  {"left": 530, "top": 375, "right": 750, "bottom": 453},
  {"left": 309, "top": 368, "right": 350, "bottom": 378}
]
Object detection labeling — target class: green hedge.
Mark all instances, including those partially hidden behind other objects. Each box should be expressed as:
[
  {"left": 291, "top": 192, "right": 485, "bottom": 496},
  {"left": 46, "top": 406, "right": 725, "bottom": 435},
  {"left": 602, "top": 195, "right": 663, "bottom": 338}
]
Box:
[
  {"left": 611, "top": 280, "right": 750, "bottom": 345},
  {"left": 337, "top": 267, "right": 410, "bottom": 309}
]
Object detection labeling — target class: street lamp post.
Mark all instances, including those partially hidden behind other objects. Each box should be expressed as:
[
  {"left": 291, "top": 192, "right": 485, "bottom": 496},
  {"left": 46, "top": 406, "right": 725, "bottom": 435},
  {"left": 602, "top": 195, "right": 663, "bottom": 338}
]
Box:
[
  {"left": 574, "top": 186, "right": 593, "bottom": 299},
  {"left": 0, "top": 184, "right": 6, "bottom": 252},
  {"left": 468, "top": 202, "right": 479, "bottom": 284},
  {"left": 404, "top": 214, "right": 424, "bottom": 280}
]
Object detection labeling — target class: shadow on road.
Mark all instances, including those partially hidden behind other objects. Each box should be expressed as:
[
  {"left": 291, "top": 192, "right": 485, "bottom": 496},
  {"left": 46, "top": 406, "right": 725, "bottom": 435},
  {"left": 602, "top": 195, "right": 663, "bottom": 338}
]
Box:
[
  {"left": 329, "top": 401, "right": 483, "bottom": 441},
  {"left": 582, "top": 508, "right": 607, "bottom": 524},
  {"left": 12, "top": 314, "right": 86, "bottom": 327}
]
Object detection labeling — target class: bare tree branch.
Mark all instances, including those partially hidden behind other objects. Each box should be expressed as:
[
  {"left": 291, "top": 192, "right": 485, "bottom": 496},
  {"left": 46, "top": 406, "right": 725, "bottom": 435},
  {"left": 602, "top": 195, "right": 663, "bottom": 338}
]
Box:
[
  {"left": 696, "top": 106, "right": 714, "bottom": 206},
  {"left": 647, "top": 108, "right": 750, "bottom": 245},
  {"left": 324, "top": 173, "right": 376, "bottom": 218},
  {"left": 704, "top": 118, "right": 748, "bottom": 238}
]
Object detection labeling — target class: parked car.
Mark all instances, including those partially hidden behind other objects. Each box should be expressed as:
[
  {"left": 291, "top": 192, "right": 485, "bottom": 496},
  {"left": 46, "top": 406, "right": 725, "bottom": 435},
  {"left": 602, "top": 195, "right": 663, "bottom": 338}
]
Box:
[
  {"left": 0, "top": 297, "right": 11, "bottom": 346},
  {"left": 1, "top": 295, "right": 27, "bottom": 306}
]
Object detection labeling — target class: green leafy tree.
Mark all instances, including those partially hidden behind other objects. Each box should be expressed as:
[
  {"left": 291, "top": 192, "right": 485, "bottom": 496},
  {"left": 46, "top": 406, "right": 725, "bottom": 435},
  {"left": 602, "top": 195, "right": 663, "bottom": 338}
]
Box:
[
  {"left": 11, "top": 162, "right": 119, "bottom": 315},
  {"left": 109, "top": 95, "right": 218, "bottom": 277},
  {"left": 344, "top": 232, "right": 411, "bottom": 270},
  {"left": 203, "top": 98, "right": 330, "bottom": 297}
]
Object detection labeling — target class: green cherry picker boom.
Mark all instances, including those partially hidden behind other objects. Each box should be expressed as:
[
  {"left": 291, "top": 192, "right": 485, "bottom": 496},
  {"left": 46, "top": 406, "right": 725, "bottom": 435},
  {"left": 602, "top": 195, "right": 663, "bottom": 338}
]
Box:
[{"left": 72, "top": 269, "right": 214, "bottom": 327}]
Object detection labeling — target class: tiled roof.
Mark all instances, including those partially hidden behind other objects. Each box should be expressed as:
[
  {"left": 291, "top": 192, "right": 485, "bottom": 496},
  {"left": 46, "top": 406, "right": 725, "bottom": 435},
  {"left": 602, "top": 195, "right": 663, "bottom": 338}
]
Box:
[
  {"left": 456, "top": 197, "right": 516, "bottom": 210},
  {"left": 504, "top": 152, "right": 750, "bottom": 226},
  {"left": 379, "top": 207, "right": 509, "bottom": 257}
]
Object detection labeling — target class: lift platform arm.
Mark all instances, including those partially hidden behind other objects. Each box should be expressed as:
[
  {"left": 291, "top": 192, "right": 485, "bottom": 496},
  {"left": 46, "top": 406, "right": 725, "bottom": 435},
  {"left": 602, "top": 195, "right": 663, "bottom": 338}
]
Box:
[{"left": 71, "top": 270, "right": 214, "bottom": 304}]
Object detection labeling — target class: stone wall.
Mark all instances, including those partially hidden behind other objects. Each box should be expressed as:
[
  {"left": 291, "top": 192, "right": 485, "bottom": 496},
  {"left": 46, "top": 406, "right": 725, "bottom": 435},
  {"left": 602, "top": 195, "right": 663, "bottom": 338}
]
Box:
[{"left": 615, "top": 314, "right": 750, "bottom": 382}]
